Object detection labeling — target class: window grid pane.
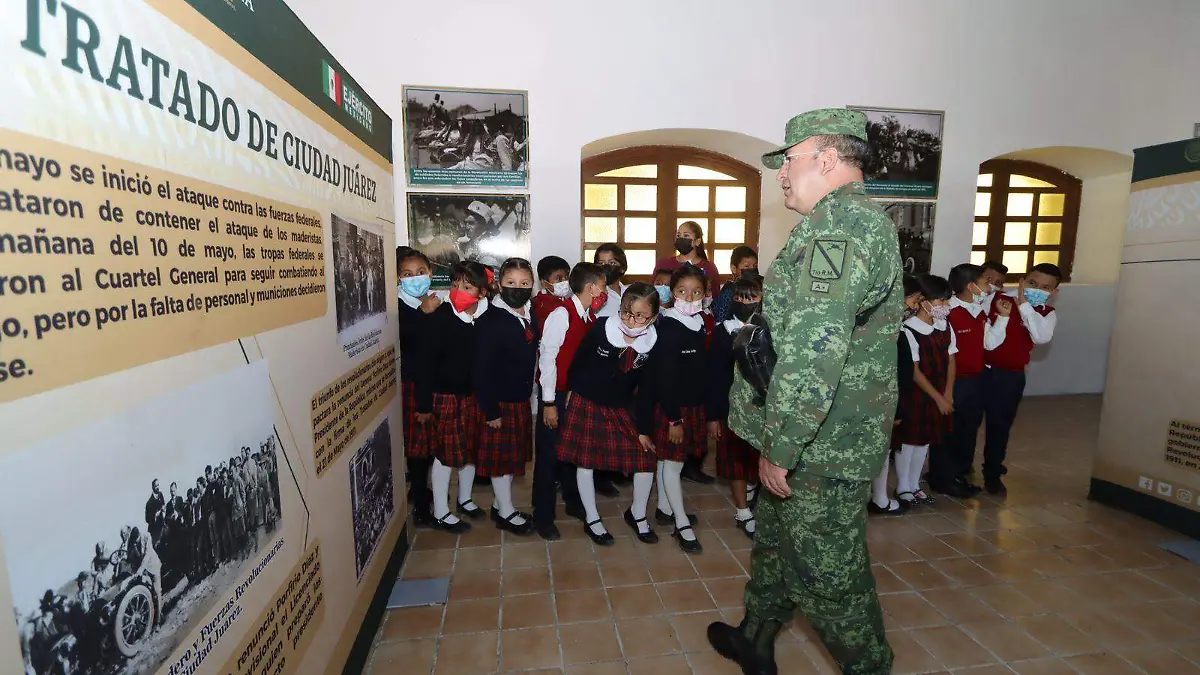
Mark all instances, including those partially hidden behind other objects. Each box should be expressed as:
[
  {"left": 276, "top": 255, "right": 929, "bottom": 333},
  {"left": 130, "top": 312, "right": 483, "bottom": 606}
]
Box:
[
  {"left": 715, "top": 186, "right": 747, "bottom": 212},
  {"left": 584, "top": 184, "right": 618, "bottom": 210},
  {"left": 1010, "top": 174, "right": 1055, "bottom": 188},
  {"left": 1039, "top": 193, "right": 1065, "bottom": 217},
  {"left": 975, "top": 192, "right": 991, "bottom": 218},
  {"left": 596, "top": 164, "right": 658, "bottom": 179},
  {"left": 624, "top": 217, "right": 657, "bottom": 243},
  {"left": 1033, "top": 250, "right": 1060, "bottom": 267},
  {"left": 972, "top": 222, "right": 988, "bottom": 246},
  {"left": 1036, "top": 222, "right": 1062, "bottom": 245},
  {"left": 713, "top": 249, "right": 734, "bottom": 277},
  {"left": 715, "top": 218, "right": 746, "bottom": 244},
  {"left": 625, "top": 249, "right": 658, "bottom": 275},
  {"left": 679, "top": 165, "right": 736, "bottom": 180},
  {"left": 625, "top": 184, "right": 658, "bottom": 211},
  {"left": 977, "top": 174, "right": 993, "bottom": 188},
  {"left": 678, "top": 185, "right": 710, "bottom": 212},
  {"left": 1002, "top": 249, "right": 1028, "bottom": 274},
  {"left": 1004, "top": 222, "right": 1031, "bottom": 246},
  {"left": 677, "top": 218, "right": 710, "bottom": 242},
  {"left": 1006, "top": 193, "right": 1034, "bottom": 217},
  {"left": 584, "top": 217, "right": 618, "bottom": 243},
  {"left": 970, "top": 250, "right": 987, "bottom": 266}
]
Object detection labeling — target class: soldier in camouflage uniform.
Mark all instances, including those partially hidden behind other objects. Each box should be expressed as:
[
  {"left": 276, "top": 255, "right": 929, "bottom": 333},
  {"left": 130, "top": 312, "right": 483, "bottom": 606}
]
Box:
[{"left": 708, "top": 109, "right": 903, "bottom": 675}]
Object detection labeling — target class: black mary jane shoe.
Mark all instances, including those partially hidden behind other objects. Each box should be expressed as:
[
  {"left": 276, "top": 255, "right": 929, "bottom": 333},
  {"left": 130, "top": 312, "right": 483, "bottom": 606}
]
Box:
[
  {"left": 623, "top": 509, "right": 659, "bottom": 544},
  {"left": 585, "top": 519, "right": 615, "bottom": 546},
  {"left": 456, "top": 499, "right": 486, "bottom": 521},
  {"left": 672, "top": 524, "right": 703, "bottom": 554},
  {"left": 655, "top": 508, "right": 699, "bottom": 527},
  {"left": 491, "top": 507, "right": 535, "bottom": 536},
  {"left": 867, "top": 499, "right": 910, "bottom": 516},
  {"left": 432, "top": 513, "right": 471, "bottom": 534},
  {"left": 735, "top": 515, "right": 756, "bottom": 540}
]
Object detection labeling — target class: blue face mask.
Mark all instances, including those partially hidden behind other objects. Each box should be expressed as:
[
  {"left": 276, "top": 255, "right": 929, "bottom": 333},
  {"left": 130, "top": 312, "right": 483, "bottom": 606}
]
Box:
[
  {"left": 400, "top": 274, "right": 432, "bottom": 298},
  {"left": 1023, "top": 288, "right": 1051, "bottom": 306},
  {"left": 654, "top": 284, "right": 671, "bottom": 304}
]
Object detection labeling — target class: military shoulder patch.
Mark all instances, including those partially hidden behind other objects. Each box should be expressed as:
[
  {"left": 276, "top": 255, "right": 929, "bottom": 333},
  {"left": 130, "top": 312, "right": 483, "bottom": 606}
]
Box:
[{"left": 809, "top": 239, "right": 847, "bottom": 280}]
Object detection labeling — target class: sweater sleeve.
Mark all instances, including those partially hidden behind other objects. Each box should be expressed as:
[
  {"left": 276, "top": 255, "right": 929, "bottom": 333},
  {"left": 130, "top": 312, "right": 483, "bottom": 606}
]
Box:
[
  {"left": 652, "top": 323, "right": 685, "bottom": 422},
  {"left": 634, "top": 351, "right": 658, "bottom": 437},
  {"left": 472, "top": 313, "right": 502, "bottom": 421}
]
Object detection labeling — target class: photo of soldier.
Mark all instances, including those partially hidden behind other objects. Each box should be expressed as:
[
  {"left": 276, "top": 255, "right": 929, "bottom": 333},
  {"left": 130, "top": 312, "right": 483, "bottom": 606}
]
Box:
[
  {"left": 402, "top": 86, "right": 528, "bottom": 187},
  {"left": 332, "top": 213, "right": 389, "bottom": 336},
  {"left": 882, "top": 201, "right": 936, "bottom": 274},
  {"left": 406, "top": 193, "right": 532, "bottom": 288},
  {"left": 349, "top": 420, "right": 395, "bottom": 579}
]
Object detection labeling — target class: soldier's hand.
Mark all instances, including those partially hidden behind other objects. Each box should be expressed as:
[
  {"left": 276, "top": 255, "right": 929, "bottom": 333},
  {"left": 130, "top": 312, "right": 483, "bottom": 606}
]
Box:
[
  {"left": 669, "top": 425, "right": 684, "bottom": 445},
  {"left": 707, "top": 421, "right": 723, "bottom": 440},
  {"left": 638, "top": 435, "right": 656, "bottom": 453},
  {"left": 759, "top": 457, "right": 792, "bottom": 499}
]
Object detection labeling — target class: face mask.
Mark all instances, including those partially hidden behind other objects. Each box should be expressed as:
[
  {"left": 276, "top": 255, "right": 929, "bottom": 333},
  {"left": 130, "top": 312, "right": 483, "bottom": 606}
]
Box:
[
  {"left": 551, "top": 280, "right": 571, "bottom": 298},
  {"left": 929, "top": 304, "right": 951, "bottom": 321},
  {"left": 674, "top": 237, "right": 694, "bottom": 255},
  {"left": 449, "top": 288, "right": 479, "bottom": 313},
  {"left": 731, "top": 301, "right": 760, "bottom": 323},
  {"left": 618, "top": 320, "right": 650, "bottom": 338},
  {"left": 603, "top": 266, "right": 623, "bottom": 285},
  {"left": 969, "top": 285, "right": 985, "bottom": 305},
  {"left": 654, "top": 284, "right": 671, "bottom": 304},
  {"left": 702, "top": 297, "right": 712, "bottom": 310},
  {"left": 1024, "top": 288, "right": 1051, "bottom": 306},
  {"left": 740, "top": 267, "right": 761, "bottom": 280},
  {"left": 590, "top": 290, "right": 608, "bottom": 311},
  {"left": 674, "top": 298, "right": 703, "bottom": 316},
  {"left": 400, "top": 274, "right": 431, "bottom": 298},
  {"left": 499, "top": 286, "right": 531, "bottom": 309}
]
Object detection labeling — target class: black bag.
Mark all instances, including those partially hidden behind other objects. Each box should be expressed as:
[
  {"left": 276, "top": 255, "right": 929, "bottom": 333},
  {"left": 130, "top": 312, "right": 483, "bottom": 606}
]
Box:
[{"left": 732, "top": 313, "right": 776, "bottom": 408}]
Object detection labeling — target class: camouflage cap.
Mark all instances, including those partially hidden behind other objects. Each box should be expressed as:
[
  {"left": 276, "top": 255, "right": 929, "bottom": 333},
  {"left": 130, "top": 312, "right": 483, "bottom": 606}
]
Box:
[{"left": 762, "top": 108, "right": 869, "bottom": 170}]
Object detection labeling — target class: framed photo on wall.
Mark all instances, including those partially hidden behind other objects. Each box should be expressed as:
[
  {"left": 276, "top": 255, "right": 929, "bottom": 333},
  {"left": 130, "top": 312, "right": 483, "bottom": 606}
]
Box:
[
  {"left": 850, "top": 106, "right": 944, "bottom": 199},
  {"left": 880, "top": 201, "right": 936, "bottom": 275},
  {"left": 401, "top": 85, "right": 529, "bottom": 188},
  {"left": 406, "top": 193, "right": 531, "bottom": 288}
]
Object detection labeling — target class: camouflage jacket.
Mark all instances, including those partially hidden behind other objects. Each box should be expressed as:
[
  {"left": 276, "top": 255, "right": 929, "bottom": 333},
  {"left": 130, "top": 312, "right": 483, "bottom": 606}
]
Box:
[{"left": 728, "top": 182, "right": 903, "bottom": 482}]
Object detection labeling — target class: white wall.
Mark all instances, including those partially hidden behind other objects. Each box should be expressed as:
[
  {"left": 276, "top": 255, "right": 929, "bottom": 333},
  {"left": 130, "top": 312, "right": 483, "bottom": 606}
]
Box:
[{"left": 288, "top": 0, "right": 1200, "bottom": 394}]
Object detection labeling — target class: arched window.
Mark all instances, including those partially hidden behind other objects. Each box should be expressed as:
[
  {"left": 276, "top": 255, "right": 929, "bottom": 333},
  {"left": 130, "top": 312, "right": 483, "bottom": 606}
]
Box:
[
  {"left": 972, "top": 159, "right": 1081, "bottom": 281},
  {"left": 581, "top": 146, "right": 762, "bottom": 281}
]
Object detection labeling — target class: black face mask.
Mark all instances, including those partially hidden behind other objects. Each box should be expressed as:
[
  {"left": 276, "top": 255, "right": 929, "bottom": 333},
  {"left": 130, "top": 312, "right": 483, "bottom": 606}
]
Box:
[
  {"left": 499, "top": 287, "right": 532, "bottom": 309},
  {"left": 674, "top": 237, "right": 694, "bottom": 255},
  {"left": 739, "top": 267, "right": 761, "bottom": 281},
  {"left": 603, "top": 266, "right": 624, "bottom": 285},
  {"left": 731, "top": 301, "right": 761, "bottom": 323}
]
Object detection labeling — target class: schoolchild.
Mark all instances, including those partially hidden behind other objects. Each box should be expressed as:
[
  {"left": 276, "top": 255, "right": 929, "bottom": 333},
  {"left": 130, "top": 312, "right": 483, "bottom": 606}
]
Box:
[
  {"left": 533, "top": 255, "right": 572, "bottom": 321},
  {"left": 870, "top": 274, "right": 924, "bottom": 514},
  {"left": 712, "top": 246, "right": 760, "bottom": 323},
  {"left": 473, "top": 258, "right": 539, "bottom": 535},
  {"left": 558, "top": 283, "right": 661, "bottom": 545},
  {"left": 398, "top": 247, "right": 441, "bottom": 527},
  {"left": 652, "top": 268, "right": 673, "bottom": 307},
  {"left": 588, "top": 243, "right": 631, "bottom": 494},
  {"left": 979, "top": 260, "right": 1009, "bottom": 315},
  {"left": 533, "top": 262, "right": 609, "bottom": 540}
]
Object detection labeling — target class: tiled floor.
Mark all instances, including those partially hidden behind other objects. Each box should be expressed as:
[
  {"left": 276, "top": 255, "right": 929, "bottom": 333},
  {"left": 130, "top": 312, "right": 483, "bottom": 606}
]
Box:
[{"left": 366, "top": 396, "right": 1200, "bottom": 674}]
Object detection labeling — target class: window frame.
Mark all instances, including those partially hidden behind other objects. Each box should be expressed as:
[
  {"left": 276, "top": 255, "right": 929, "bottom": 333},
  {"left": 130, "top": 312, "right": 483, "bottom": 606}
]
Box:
[
  {"left": 975, "top": 158, "right": 1081, "bottom": 282},
  {"left": 581, "top": 145, "right": 762, "bottom": 282}
]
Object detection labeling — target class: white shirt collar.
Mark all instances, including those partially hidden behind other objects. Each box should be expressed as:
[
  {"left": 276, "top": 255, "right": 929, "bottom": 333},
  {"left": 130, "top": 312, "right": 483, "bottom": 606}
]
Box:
[
  {"left": 399, "top": 290, "right": 422, "bottom": 310},
  {"left": 903, "top": 315, "right": 949, "bottom": 334},
  {"left": 452, "top": 299, "right": 488, "bottom": 324},
  {"left": 722, "top": 317, "right": 745, "bottom": 333},
  {"left": 491, "top": 295, "right": 531, "bottom": 323},
  {"left": 606, "top": 282, "right": 627, "bottom": 299},
  {"left": 949, "top": 296, "right": 983, "bottom": 317},
  {"left": 604, "top": 316, "right": 658, "bottom": 353},
  {"left": 662, "top": 307, "right": 703, "bottom": 331},
  {"left": 570, "top": 295, "right": 591, "bottom": 320}
]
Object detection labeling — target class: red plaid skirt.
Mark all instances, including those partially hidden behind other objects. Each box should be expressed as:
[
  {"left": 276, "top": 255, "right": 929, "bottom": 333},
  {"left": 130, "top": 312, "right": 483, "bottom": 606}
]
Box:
[
  {"left": 432, "top": 393, "right": 482, "bottom": 468},
  {"left": 653, "top": 405, "right": 707, "bottom": 463},
  {"left": 715, "top": 423, "right": 759, "bottom": 482},
  {"left": 893, "top": 391, "right": 953, "bottom": 447},
  {"left": 402, "top": 381, "right": 433, "bottom": 459},
  {"left": 476, "top": 401, "right": 534, "bottom": 477},
  {"left": 558, "top": 394, "right": 656, "bottom": 474}
]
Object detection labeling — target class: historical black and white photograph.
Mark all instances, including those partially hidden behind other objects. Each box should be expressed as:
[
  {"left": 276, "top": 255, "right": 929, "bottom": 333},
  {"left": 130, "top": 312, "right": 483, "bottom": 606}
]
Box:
[
  {"left": 851, "top": 106, "right": 944, "bottom": 199},
  {"left": 402, "top": 86, "right": 528, "bottom": 188},
  {"left": 883, "top": 201, "right": 936, "bottom": 275},
  {"left": 349, "top": 419, "right": 395, "bottom": 579},
  {"left": 0, "top": 361, "right": 283, "bottom": 675},
  {"left": 407, "top": 193, "right": 532, "bottom": 287},
  {"left": 331, "top": 213, "right": 388, "bottom": 345}
]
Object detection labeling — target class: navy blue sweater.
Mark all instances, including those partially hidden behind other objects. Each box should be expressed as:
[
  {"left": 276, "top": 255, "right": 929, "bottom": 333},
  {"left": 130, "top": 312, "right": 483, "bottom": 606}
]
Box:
[
  {"left": 473, "top": 304, "right": 538, "bottom": 420},
  {"left": 706, "top": 321, "right": 738, "bottom": 422},
  {"left": 398, "top": 299, "right": 429, "bottom": 382},
  {"left": 415, "top": 303, "right": 478, "bottom": 413},
  {"left": 567, "top": 319, "right": 656, "bottom": 436},
  {"left": 651, "top": 314, "right": 709, "bottom": 421}
]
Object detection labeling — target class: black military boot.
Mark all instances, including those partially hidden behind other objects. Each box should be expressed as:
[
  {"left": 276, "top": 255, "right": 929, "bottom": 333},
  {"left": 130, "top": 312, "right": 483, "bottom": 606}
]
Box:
[{"left": 706, "top": 616, "right": 781, "bottom": 675}]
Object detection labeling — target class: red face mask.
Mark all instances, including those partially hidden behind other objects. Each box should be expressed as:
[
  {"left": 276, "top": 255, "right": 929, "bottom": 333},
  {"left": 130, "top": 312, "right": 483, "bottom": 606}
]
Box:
[
  {"left": 450, "top": 288, "right": 479, "bottom": 313},
  {"left": 590, "top": 291, "right": 608, "bottom": 311}
]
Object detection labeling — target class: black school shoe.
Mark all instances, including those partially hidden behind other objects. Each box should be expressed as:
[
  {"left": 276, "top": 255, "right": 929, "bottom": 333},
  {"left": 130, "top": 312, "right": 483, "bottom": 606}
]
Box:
[
  {"left": 585, "top": 519, "right": 615, "bottom": 546},
  {"left": 656, "top": 508, "right": 699, "bottom": 527},
  {"left": 985, "top": 477, "right": 1007, "bottom": 496},
  {"left": 457, "top": 500, "right": 486, "bottom": 520},
  {"left": 867, "top": 499, "right": 910, "bottom": 516},
  {"left": 928, "top": 479, "right": 973, "bottom": 498},
  {"left": 623, "top": 509, "right": 659, "bottom": 544},
  {"left": 707, "top": 622, "right": 778, "bottom": 675},
  {"left": 491, "top": 507, "right": 535, "bottom": 535},
  {"left": 672, "top": 524, "right": 702, "bottom": 553},
  {"left": 413, "top": 509, "right": 438, "bottom": 529},
  {"left": 536, "top": 522, "right": 562, "bottom": 541},
  {"left": 432, "top": 514, "right": 471, "bottom": 534}
]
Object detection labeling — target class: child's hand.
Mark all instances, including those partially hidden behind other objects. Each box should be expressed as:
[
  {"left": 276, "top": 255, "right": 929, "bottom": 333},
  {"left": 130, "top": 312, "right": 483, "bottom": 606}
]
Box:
[
  {"left": 669, "top": 424, "right": 684, "bottom": 445},
  {"left": 638, "top": 435, "right": 656, "bottom": 453},
  {"left": 486, "top": 418, "right": 502, "bottom": 429},
  {"left": 707, "top": 421, "right": 723, "bottom": 439},
  {"left": 543, "top": 406, "right": 558, "bottom": 429},
  {"left": 420, "top": 294, "right": 442, "bottom": 313},
  {"left": 893, "top": 419, "right": 902, "bottom": 427},
  {"left": 1016, "top": 277, "right": 1028, "bottom": 305},
  {"left": 417, "top": 412, "right": 433, "bottom": 424},
  {"left": 997, "top": 299, "right": 1012, "bottom": 317},
  {"left": 943, "top": 391, "right": 954, "bottom": 406},
  {"left": 935, "top": 395, "right": 954, "bottom": 415}
]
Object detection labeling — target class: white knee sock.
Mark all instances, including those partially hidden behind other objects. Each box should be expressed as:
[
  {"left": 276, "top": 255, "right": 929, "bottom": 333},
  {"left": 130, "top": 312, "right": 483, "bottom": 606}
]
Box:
[
  {"left": 457, "top": 464, "right": 476, "bottom": 508},
  {"left": 631, "top": 472, "right": 654, "bottom": 534},
  {"left": 656, "top": 462, "right": 671, "bottom": 516},
  {"left": 660, "top": 460, "right": 694, "bottom": 541},
  {"left": 735, "top": 508, "right": 755, "bottom": 534},
  {"left": 872, "top": 455, "right": 892, "bottom": 508},
  {"left": 908, "top": 445, "right": 929, "bottom": 494},
  {"left": 432, "top": 460, "right": 459, "bottom": 523},
  {"left": 491, "top": 475, "right": 526, "bottom": 525},
  {"left": 894, "top": 446, "right": 914, "bottom": 495},
  {"left": 576, "top": 468, "right": 606, "bottom": 535}
]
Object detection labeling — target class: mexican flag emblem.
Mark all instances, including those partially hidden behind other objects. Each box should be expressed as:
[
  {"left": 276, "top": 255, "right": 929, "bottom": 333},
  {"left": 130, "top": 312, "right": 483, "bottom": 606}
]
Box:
[{"left": 322, "top": 61, "right": 342, "bottom": 105}]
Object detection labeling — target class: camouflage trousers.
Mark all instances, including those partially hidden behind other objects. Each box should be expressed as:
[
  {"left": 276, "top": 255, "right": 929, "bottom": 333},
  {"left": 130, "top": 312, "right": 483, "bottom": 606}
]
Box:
[{"left": 744, "top": 471, "right": 892, "bottom": 675}]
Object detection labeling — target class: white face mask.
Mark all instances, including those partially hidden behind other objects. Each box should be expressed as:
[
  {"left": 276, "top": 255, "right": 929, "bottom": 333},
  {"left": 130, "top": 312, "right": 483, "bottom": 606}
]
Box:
[
  {"left": 674, "top": 299, "right": 704, "bottom": 316},
  {"left": 551, "top": 280, "right": 571, "bottom": 298}
]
